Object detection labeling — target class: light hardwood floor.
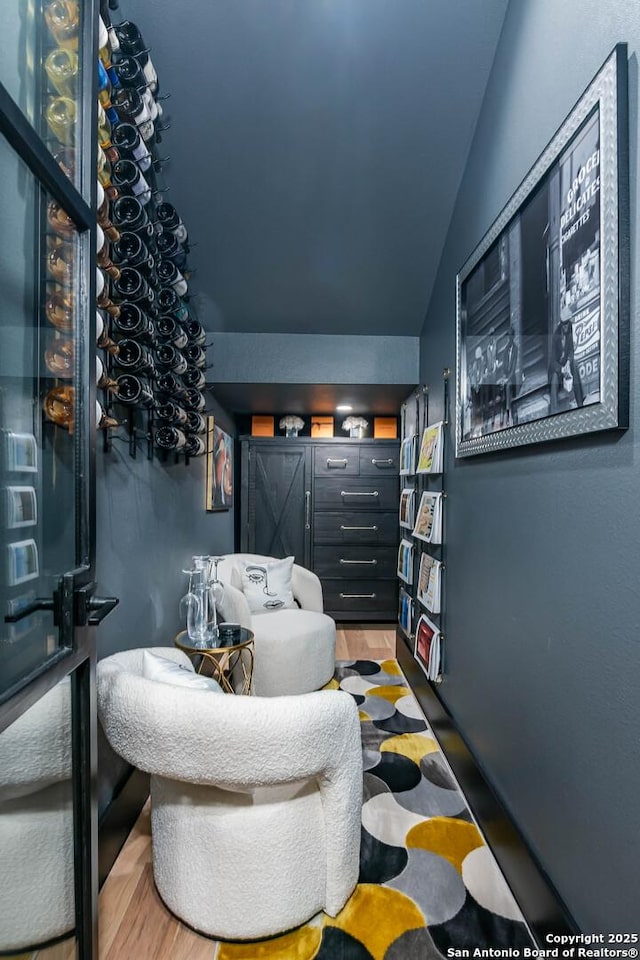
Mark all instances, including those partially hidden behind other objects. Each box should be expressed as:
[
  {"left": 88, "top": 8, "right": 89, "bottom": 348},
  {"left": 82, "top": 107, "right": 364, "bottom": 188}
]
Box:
[{"left": 97, "top": 624, "right": 396, "bottom": 960}]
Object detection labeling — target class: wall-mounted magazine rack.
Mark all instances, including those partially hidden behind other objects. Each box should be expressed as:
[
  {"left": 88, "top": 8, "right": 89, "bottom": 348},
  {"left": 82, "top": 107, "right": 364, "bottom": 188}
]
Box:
[{"left": 397, "top": 369, "right": 450, "bottom": 683}]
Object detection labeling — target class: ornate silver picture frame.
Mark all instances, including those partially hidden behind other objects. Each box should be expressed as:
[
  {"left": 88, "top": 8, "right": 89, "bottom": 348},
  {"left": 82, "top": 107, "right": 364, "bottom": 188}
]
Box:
[{"left": 455, "top": 45, "right": 629, "bottom": 457}]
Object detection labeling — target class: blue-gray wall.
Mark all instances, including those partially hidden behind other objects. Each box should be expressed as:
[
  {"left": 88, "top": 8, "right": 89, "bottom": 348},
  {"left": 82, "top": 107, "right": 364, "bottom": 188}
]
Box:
[
  {"left": 95, "top": 397, "right": 235, "bottom": 810},
  {"left": 420, "top": 0, "right": 639, "bottom": 931}
]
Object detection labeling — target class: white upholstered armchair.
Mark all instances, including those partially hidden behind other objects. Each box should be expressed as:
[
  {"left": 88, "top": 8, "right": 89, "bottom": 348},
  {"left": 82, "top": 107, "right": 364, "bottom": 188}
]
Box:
[
  {"left": 216, "top": 553, "right": 336, "bottom": 696},
  {"left": 97, "top": 647, "right": 363, "bottom": 941}
]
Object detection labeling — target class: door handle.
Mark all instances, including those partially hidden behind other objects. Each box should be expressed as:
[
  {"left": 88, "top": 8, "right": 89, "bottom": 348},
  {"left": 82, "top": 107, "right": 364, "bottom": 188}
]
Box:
[
  {"left": 4, "top": 598, "right": 55, "bottom": 623},
  {"left": 339, "top": 525, "right": 378, "bottom": 531},
  {"left": 86, "top": 597, "right": 119, "bottom": 625},
  {"left": 305, "top": 490, "right": 311, "bottom": 530},
  {"left": 74, "top": 582, "right": 119, "bottom": 626},
  {"left": 339, "top": 558, "right": 377, "bottom": 565}
]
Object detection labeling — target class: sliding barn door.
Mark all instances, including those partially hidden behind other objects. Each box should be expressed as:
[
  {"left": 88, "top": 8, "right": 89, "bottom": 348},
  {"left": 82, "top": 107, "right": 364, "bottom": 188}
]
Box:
[{"left": 241, "top": 440, "right": 311, "bottom": 566}]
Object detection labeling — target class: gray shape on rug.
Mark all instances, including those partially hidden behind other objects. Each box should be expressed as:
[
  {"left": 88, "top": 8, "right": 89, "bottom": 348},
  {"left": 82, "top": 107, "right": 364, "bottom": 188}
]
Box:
[
  {"left": 363, "top": 771, "right": 391, "bottom": 802},
  {"left": 394, "top": 772, "right": 467, "bottom": 818},
  {"left": 385, "top": 926, "right": 446, "bottom": 960},
  {"left": 387, "top": 848, "right": 467, "bottom": 926},
  {"left": 360, "top": 694, "right": 398, "bottom": 721}
]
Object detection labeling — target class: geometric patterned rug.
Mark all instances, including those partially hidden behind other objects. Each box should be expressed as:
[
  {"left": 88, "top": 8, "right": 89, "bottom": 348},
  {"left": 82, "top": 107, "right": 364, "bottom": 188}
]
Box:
[{"left": 214, "top": 659, "right": 534, "bottom": 959}]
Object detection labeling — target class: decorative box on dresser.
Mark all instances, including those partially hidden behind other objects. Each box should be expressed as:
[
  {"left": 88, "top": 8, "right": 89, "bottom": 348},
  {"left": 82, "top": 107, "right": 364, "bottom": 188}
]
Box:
[{"left": 240, "top": 438, "right": 400, "bottom": 620}]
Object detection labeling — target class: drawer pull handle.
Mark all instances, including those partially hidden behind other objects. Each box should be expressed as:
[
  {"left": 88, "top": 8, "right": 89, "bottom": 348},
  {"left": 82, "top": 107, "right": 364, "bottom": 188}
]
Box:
[
  {"left": 341, "top": 490, "right": 379, "bottom": 497},
  {"left": 340, "top": 593, "right": 377, "bottom": 599},
  {"left": 327, "top": 458, "right": 348, "bottom": 466},
  {"left": 340, "top": 524, "right": 378, "bottom": 531},
  {"left": 371, "top": 458, "right": 394, "bottom": 465},
  {"left": 339, "top": 558, "right": 378, "bottom": 565},
  {"left": 305, "top": 490, "right": 311, "bottom": 530}
]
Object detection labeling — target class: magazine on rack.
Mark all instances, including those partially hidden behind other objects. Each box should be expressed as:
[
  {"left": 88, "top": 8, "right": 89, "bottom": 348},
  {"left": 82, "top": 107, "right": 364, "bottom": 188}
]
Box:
[
  {"left": 415, "top": 613, "right": 441, "bottom": 680},
  {"left": 416, "top": 421, "right": 444, "bottom": 474},
  {"left": 397, "top": 538, "right": 414, "bottom": 584},
  {"left": 399, "top": 435, "right": 416, "bottom": 476},
  {"left": 399, "top": 488, "right": 416, "bottom": 529},
  {"left": 417, "top": 551, "right": 441, "bottom": 613},
  {"left": 398, "top": 587, "right": 413, "bottom": 637},
  {"left": 412, "top": 491, "right": 443, "bottom": 544}
]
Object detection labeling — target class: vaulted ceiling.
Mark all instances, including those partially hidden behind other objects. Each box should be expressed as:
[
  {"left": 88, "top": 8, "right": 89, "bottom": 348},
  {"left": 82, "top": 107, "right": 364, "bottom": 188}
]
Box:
[{"left": 133, "top": 0, "right": 509, "bottom": 339}]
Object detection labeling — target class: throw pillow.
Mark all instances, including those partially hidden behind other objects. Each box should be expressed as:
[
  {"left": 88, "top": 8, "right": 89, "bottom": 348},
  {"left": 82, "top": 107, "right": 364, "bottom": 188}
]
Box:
[
  {"left": 241, "top": 556, "right": 296, "bottom": 613},
  {"left": 142, "top": 650, "right": 223, "bottom": 692}
]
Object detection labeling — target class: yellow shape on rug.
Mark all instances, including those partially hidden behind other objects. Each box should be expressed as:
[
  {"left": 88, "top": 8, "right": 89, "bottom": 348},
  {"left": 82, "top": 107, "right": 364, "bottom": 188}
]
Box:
[
  {"left": 217, "top": 923, "right": 322, "bottom": 960},
  {"left": 380, "top": 732, "right": 439, "bottom": 763},
  {"left": 322, "top": 678, "right": 340, "bottom": 690},
  {"left": 407, "top": 816, "right": 484, "bottom": 872},
  {"left": 380, "top": 659, "right": 402, "bottom": 675},
  {"left": 367, "top": 684, "right": 410, "bottom": 704},
  {"left": 327, "top": 882, "right": 425, "bottom": 959}
]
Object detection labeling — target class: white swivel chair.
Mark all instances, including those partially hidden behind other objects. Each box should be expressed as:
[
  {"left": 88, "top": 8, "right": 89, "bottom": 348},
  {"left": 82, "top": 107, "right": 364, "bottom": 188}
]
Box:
[
  {"left": 97, "top": 647, "right": 363, "bottom": 941},
  {"left": 216, "top": 553, "right": 336, "bottom": 696}
]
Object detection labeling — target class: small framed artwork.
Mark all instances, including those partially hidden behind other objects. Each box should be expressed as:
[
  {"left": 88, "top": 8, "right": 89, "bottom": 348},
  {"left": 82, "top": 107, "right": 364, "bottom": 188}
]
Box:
[
  {"left": 6, "top": 486, "right": 37, "bottom": 529},
  {"left": 456, "top": 45, "right": 629, "bottom": 457},
  {"left": 397, "top": 538, "right": 414, "bottom": 585},
  {"left": 398, "top": 587, "right": 413, "bottom": 638},
  {"left": 5, "top": 432, "right": 38, "bottom": 473},
  {"left": 7, "top": 539, "right": 39, "bottom": 586},
  {"left": 206, "top": 417, "right": 234, "bottom": 511},
  {"left": 415, "top": 613, "right": 441, "bottom": 681},
  {"left": 399, "top": 488, "right": 415, "bottom": 529}
]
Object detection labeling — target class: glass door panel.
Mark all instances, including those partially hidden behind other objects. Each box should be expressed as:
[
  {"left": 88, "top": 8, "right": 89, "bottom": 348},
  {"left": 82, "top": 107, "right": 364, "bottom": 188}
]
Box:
[
  {"left": 0, "top": 675, "right": 77, "bottom": 958},
  {"left": 0, "top": 133, "right": 88, "bottom": 702},
  {"left": 0, "top": 0, "right": 86, "bottom": 195}
]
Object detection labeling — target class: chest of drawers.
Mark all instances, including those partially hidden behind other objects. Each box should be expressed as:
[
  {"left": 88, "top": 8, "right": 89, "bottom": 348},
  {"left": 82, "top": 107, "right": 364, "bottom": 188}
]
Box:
[{"left": 240, "top": 438, "right": 399, "bottom": 621}]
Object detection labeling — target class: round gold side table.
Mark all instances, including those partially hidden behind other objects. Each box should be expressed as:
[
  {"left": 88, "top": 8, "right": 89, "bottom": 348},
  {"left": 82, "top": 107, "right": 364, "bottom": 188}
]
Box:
[{"left": 174, "top": 625, "right": 254, "bottom": 694}]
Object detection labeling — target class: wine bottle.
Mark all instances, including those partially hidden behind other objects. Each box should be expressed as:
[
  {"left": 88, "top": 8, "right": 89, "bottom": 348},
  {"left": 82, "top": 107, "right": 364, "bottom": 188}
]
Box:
[
  {"left": 112, "top": 158, "right": 151, "bottom": 202},
  {"left": 111, "top": 230, "right": 155, "bottom": 278},
  {"left": 113, "top": 267, "right": 156, "bottom": 314},
  {"left": 97, "top": 180, "right": 120, "bottom": 241},
  {"left": 112, "top": 302, "right": 155, "bottom": 343},
  {"left": 47, "top": 238, "right": 75, "bottom": 286},
  {"left": 96, "top": 354, "right": 118, "bottom": 390},
  {"left": 183, "top": 343, "right": 206, "bottom": 368},
  {"left": 155, "top": 400, "right": 188, "bottom": 426},
  {"left": 46, "top": 96, "right": 77, "bottom": 144},
  {"left": 154, "top": 426, "right": 186, "bottom": 450},
  {"left": 186, "top": 411, "right": 207, "bottom": 434},
  {"left": 156, "top": 372, "right": 186, "bottom": 398},
  {"left": 111, "top": 87, "right": 154, "bottom": 143},
  {"left": 53, "top": 145, "right": 76, "bottom": 181},
  {"left": 97, "top": 101, "right": 114, "bottom": 151},
  {"left": 47, "top": 199, "right": 76, "bottom": 239},
  {"left": 157, "top": 287, "right": 189, "bottom": 324},
  {"left": 44, "top": 0, "right": 80, "bottom": 49},
  {"left": 114, "top": 374, "right": 154, "bottom": 407},
  {"left": 183, "top": 319, "right": 206, "bottom": 345},
  {"left": 111, "top": 195, "right": 153, "bottom": 236},
  {"left": 182, "top": 388, "right": 206, "bottom": 412},
  {"left": 155, "top": 343, "right": 187, "bottom": 375},
  {"left": 112, "top": 122, "right": 152, "bottom": 172},
  {"left": 96, "top": 226, "right": 121, "bottom": 280},
  {"left": 44, "top": 385, "right": 74, "bottom": 431},
  {"left": 97, "top": 145, "right": 119, "bottom": 200},
  {"left": 114, "top": 338, "right": 156, "bottom": 375},
  {"left": 111, "top": 56, "right": 158, "bottom": 124},
  {"left": 96, "top": 311, "right": 120, "bottom": 355},
  {"left": 185, "top": 434, "right": 207, "bottom": 457},
  {"left": 156, "top": 230, "right": 187, "bottom": 270},
  {"left": 155, "top": 315, "right": 188, "bottom": 349},
  {"left": 97, "top": 400, "right": 119, "bottom": 430},
  {"left": 156, "top": 259, "right": 188, "bottom": 297},
  {"left": 182, "top": 365, "right": 205, "bottom": 390},
  {"left": 156, "top": 202, "right": 189, "bottom": 246},
  {"left": 45, "top": 284, "right": 74, "bottom": 332},
  {"left": 115, "top": 20, "right": 159, "bottom": 93},
  {"left": 96, "top": 268, "right": 121, "bottom": 317},
  {"left": 45, "top": 339, "right": 74, "bottom": 378},
  {"left": 45, "top": 47, "right": 78, "bottom": 98}
]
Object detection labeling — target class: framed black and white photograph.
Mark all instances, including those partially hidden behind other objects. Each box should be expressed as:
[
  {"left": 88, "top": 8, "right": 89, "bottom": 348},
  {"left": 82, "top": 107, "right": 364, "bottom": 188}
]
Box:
[
  {"left": 7, "top": 539, "right": 39, "bottom": 586},
  {"left": 456, "top": 45, "right": 628, "bottom": 457},
  {"left": 399, "top": 488, "right": 415, "bottom": 529},
  {"left": 5, "top": 431, "right": 38, "bottom": 472},
  {"left": 6, "top": 486, "right": 37, "bottom": 529}
]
